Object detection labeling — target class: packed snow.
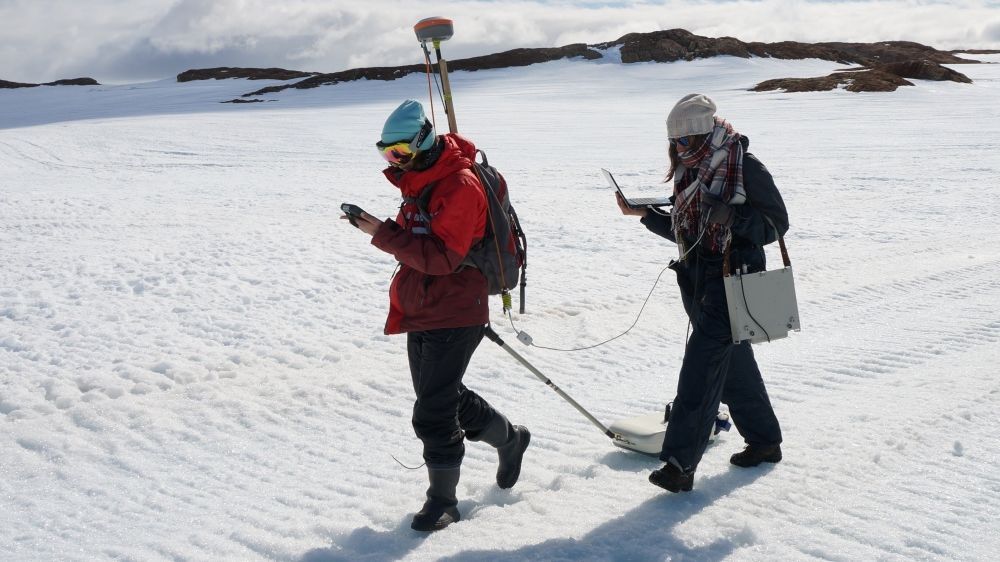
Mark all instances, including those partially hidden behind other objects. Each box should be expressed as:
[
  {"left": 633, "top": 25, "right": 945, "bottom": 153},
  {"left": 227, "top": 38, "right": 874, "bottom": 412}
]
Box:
[{"left": 2, "top": 53, "right": 1000, "bottom": 561}]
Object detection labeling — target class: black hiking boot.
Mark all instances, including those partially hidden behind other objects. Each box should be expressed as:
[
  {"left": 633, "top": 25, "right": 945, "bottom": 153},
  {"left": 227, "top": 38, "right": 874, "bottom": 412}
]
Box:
[
  {"left": 649, "top": 459, "right": 694, "bottom": 493},
  {"left": 730, "top": 443, "right": 782, "bottom": 468},
  {"left": 474, "top": 414, "right": 531, "bottom": 489},
  {"left": 411, "top": 467, "right": 461, "bottom": 532},
  {"left": 496, "top": 425, "right": 530, "bottom": 489}
]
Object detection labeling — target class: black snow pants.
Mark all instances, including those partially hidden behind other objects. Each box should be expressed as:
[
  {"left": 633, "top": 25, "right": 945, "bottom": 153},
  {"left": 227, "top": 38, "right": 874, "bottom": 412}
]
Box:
[
  {"left": 407, "top": 325, "right": 502, "bottom": 469},
  {"left": 660, "top": 256, "right": 783, "bottom": 471}
]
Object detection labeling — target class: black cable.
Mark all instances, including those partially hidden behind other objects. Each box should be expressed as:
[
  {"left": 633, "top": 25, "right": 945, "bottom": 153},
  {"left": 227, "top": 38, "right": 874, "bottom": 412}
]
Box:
[
  {"left": 507, "top": 263, "right": 672, "bottom": 352},
  {"left": 738, "top": 271, "right": 770, "bottom": 343},
  {"left": 420, "top": 43, "right": 447, "bottom": 116},
  {"left": 391, "top": 454, "right": 425, "bottom": 470}
]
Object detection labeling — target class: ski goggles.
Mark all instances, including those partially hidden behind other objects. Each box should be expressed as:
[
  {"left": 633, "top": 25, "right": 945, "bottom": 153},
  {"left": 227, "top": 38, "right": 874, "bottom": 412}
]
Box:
[
  {"left": 670, "top": 136, "right": 691, "bottom": 148},
  {"left": 376, "top": 140, "right": 415, "bottom": 166}
]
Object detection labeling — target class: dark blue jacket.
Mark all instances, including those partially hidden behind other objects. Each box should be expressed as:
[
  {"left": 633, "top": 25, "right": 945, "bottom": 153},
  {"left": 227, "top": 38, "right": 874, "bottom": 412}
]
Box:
[{"left": 640, "top": 137, "right": 786, "bottom": 279}]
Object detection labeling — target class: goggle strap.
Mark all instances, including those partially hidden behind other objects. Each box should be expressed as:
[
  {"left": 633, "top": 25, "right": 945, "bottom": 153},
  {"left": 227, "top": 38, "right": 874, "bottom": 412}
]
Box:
[{"left": 409, "top": 119, "right": 434, "bottom": 153}]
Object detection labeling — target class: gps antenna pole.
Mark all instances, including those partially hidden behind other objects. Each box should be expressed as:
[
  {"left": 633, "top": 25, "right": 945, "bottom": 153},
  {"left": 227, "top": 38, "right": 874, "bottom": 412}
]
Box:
[
  {"left": 434, "top": 40, "right": 459, "bottom": 133},
  {"left": 414, "top": 17, "right": 458, "bottom": 133},
  {"left": 483, "top": 326, "right": 614, "bottom": 438}
]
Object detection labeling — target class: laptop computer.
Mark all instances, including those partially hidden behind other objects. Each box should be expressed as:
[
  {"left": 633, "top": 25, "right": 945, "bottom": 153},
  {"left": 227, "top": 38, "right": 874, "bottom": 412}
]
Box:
[{"left": 601, "top": 168, "right": 672, "bottom": 209}]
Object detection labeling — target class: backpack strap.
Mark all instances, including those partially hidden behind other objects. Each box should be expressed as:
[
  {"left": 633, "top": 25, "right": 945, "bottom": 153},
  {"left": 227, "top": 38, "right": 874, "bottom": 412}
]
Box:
[{"left": 400, "top": 182, "right": 437, "bottom": 234}]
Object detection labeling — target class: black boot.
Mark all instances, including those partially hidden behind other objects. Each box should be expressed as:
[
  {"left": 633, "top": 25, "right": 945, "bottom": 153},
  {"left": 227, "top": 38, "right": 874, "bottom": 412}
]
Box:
[
  {"left": 730, "top": 443, "right": 782, "bottom": 468},
  {"left": 475, "top": 414, "right": 531, "bottom": 489},
  {"left": 411, "top": 467, "right": 461, "bottom": 532},
  {"left": 649, "top": 458, "right": 694, "bottom": 493}
]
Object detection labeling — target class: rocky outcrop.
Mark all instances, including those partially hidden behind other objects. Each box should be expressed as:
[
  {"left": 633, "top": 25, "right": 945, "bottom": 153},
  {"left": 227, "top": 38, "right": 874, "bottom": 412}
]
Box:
[
  {"left": 753, "top": 69, "right": 913, "bottom": 93},
  {"left": 1, "top": 77, "right": 99, "bottom": 89},
  {"left": 449, "top": 44, "right": 602, "bottom": 71},
  {"left": 876, "top": 60, "right": 972, "bottom": 83},
  {"left": 240, "top": 43, "right": 602, "bottom": 97},
  {"left": 594, "top": 31, "right": 978, "bottom": 67},
  {"left": 177, "top": 67, "right": 317, "bottom": 82},
  {"left": 592, "top": 30, "right": 976, "bottom": 92},
  {"left": 753, "top": 57, "right": 974, "bottom": 93},
  {"left": 220, "top": 98, "right": 274, "bottom": 103},
  {"left": 165, "top": 29, "right": 982, "bottom": 98}
]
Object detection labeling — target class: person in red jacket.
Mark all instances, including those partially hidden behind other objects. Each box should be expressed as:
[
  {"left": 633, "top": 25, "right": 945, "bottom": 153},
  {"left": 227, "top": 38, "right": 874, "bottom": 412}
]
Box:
[{"left": 344, "top": 99, "right": 530, "bottom": 532}]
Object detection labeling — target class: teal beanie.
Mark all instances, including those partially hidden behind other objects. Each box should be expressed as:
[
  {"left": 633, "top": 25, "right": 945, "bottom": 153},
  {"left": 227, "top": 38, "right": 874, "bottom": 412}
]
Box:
[{"left": 381, "top": 99, "right": 436, "bottom": 152}]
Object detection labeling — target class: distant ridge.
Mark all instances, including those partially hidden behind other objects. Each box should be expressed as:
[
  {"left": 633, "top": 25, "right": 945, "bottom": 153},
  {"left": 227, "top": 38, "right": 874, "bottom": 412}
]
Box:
[
  {"left": 1, "top": 77, "right": 99, "bottom": 89},
  {"left": 169, "top": 29, "right": 987, "bottom": 98},
  {"left": 176, "top": 67, "right": 318, "bottom": 82}
]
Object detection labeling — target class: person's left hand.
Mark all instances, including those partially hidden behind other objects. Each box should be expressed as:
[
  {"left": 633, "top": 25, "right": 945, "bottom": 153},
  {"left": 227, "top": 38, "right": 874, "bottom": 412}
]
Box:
[
  {"left": 341, "top": 212, "right": 383, "bottom": 237},
  {"left": 615, "top": 191, "right": 648, "bottom": 218}
]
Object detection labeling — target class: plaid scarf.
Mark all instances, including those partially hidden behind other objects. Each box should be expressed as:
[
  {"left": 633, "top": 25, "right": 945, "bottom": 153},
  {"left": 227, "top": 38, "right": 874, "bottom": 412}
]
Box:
[{"left": 671, "top": 118, "right": 746, "bottom": 257}]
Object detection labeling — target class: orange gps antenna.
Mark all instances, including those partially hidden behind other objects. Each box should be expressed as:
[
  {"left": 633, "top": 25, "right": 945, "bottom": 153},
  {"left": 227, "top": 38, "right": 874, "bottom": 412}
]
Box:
[{"left": 414, "top": 17, "right": 458, "bottom": 134}]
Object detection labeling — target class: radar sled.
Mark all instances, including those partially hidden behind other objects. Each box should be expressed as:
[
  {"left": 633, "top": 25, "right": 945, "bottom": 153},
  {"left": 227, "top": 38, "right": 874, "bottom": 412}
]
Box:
[{"left": 484, "top": 327, "right": 730, "bottom": 455}]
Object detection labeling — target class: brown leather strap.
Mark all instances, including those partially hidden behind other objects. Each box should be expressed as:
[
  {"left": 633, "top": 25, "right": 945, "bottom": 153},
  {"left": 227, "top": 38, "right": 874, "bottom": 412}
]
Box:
[
  {"left": 723, "top": 239, "right": 732, "bottom": 277},
  {"left": 725, "top": 235, "right": 791, "bottom": 276},
  {"left": 778, "top": 235, "right": 791, "bottom": 268}
]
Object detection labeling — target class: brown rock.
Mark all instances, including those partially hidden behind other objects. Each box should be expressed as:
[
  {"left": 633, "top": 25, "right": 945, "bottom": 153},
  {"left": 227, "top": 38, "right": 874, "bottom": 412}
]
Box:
[
  {"left": 242, "top": 44, "right": 600, "bottom": 97},
  {"left": 1, "top": 77, "right": 99, "bottom": 89},
  {"left": 753, "top": 69, "right": 914, "bottom": 93},
  {"left": 177, "top": 67, "right": 317, "bottom": 82},
  {"left": 875, "top": 60, "right": 973, "bottom": 83},
  {"left": 221, "top": 28, "right": 981, "bottom": 98}
]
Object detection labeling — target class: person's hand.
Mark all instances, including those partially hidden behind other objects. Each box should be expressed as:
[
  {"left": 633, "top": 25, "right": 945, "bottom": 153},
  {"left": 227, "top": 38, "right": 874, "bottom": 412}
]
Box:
[
  {"left": 616, "top": 192, "right": 648, "bottom": 218},
  {"left": 341, "top": 212, "right": 383, "bottom": 237}
]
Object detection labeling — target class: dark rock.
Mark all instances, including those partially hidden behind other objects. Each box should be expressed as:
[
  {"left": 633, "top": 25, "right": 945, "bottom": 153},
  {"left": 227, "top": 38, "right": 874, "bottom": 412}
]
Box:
[
  {"left": 595, "top": 29, "right": 752, "bottom": 63},
  {"left": 221, "top": 98, "right": 274, "bottom": 103},
  {"left": 450, "top": 44, "right": 602, "bottom": 71},
  {"left": 177, "top": 29, "right": 981, "bottom": 98},
  {"left": 242, "top": 44, "right": 601, "bottom": 97},
  {"left": 2, "top": 77, "right": 99, "bottom": 88},
  {"left": 875, "top": 60, "right": 973, "bottom": 83},
  {"left": 177, "top": 67, "right": 317, "bottom": 82},
  {"left": 753, "top": 58, "right": 970, "bottom": 93},
  {"left": 0, "top": 79, "right": 37, "bottom": 89},
  {"left": 753, "top": 69, "right": 914, "bottom": 93},
  {"left": 43, "top": 77, "right": 99, "bottom": 86}
]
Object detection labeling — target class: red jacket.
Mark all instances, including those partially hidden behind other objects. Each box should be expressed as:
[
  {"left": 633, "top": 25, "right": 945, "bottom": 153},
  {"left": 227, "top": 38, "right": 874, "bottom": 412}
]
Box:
[{"left": 371, "top": 134, "right": 489, "bottom": 334}]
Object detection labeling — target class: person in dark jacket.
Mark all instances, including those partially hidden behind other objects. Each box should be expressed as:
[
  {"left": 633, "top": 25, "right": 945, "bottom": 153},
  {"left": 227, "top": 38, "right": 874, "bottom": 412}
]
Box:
[
  {"left": 344, "top": 99, "right": 530, "bottom": 531},
  {"left": 615, "top": 94, "right": 784, "bottom": 493}
]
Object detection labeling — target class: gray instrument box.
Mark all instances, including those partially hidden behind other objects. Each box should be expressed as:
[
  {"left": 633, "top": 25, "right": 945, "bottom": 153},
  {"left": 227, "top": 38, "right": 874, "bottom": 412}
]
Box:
[{"left": 723, "top": 266, "right": 801, "bottom": 344}]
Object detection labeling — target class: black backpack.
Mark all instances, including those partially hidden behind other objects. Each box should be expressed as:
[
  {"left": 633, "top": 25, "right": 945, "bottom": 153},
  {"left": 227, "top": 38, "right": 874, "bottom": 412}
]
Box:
[
  {"left": 743, "top": 152, "right": 788, "bottom": 245},
  {"left": 410, "top": 149, "right": 528, "bottom": 311}
]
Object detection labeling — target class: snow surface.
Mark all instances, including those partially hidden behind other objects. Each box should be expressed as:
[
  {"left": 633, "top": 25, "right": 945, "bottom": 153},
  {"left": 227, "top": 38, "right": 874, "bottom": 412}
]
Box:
[{"left": 2, "top": 54, "right": 1000, "bottom": 561}]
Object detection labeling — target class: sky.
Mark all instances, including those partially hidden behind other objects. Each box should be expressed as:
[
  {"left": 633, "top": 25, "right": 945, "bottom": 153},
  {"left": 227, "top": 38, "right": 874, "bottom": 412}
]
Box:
[{"left": 1, "top": 0, "right": 999, "bottom": 84}]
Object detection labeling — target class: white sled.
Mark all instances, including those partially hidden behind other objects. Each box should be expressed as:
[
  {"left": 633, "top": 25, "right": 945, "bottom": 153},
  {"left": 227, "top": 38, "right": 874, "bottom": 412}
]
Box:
[
  {"left": 609, "top": 408, "right": 731, "bottom": 455},
  {"left": 484, "top": 326, "right": 731, "bottom": 455}
]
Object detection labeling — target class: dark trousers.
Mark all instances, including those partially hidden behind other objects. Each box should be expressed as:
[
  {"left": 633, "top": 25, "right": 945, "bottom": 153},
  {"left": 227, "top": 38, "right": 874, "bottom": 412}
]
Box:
[
  {"left": 407, "top": 325, "right": 499, "bottom": 468},
  {"left": 660, "top": 263, "right": 782, "bottom": 470}
]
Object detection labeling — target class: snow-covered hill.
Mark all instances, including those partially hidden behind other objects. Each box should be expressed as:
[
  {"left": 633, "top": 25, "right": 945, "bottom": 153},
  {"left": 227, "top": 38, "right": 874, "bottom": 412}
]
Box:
[{"left": 2, "top": 54, "right": 999, "bottom": 561}]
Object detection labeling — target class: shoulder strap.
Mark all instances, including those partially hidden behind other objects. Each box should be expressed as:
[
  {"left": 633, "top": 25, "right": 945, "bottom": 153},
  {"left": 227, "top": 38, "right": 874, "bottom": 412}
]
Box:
[
  {"left": 760, "top": 215, "right": 791, "bottom": 268},
  {"left": 400, "top": 182, "right": 437, "bottom": 233},
  {"left": 723, "top": 230, "right": 791, "bottom": 276}
]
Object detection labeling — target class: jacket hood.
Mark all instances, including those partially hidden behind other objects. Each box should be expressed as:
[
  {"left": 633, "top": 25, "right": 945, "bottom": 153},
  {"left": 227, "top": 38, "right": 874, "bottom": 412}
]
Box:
[{"left": 383, "top": 133, "right": 477, "bottom": 197}]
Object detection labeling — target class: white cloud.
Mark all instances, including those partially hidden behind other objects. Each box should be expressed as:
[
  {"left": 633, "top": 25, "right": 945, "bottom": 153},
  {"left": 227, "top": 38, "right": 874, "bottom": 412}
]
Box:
[{"left": 1, "top": 0, "right": 998, "bottom": 83}]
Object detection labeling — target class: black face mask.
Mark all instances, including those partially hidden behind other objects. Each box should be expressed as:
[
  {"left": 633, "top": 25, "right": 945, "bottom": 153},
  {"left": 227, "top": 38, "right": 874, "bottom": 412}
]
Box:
[{"left": 410, "top": 137, "right": 442, "bottom": 171}]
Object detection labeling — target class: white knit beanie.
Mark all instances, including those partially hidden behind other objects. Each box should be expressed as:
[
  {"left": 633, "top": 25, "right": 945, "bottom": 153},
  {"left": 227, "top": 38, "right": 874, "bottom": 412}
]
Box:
[{"left": 666, "top": 94, "right": 717, "bottom": 138}]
